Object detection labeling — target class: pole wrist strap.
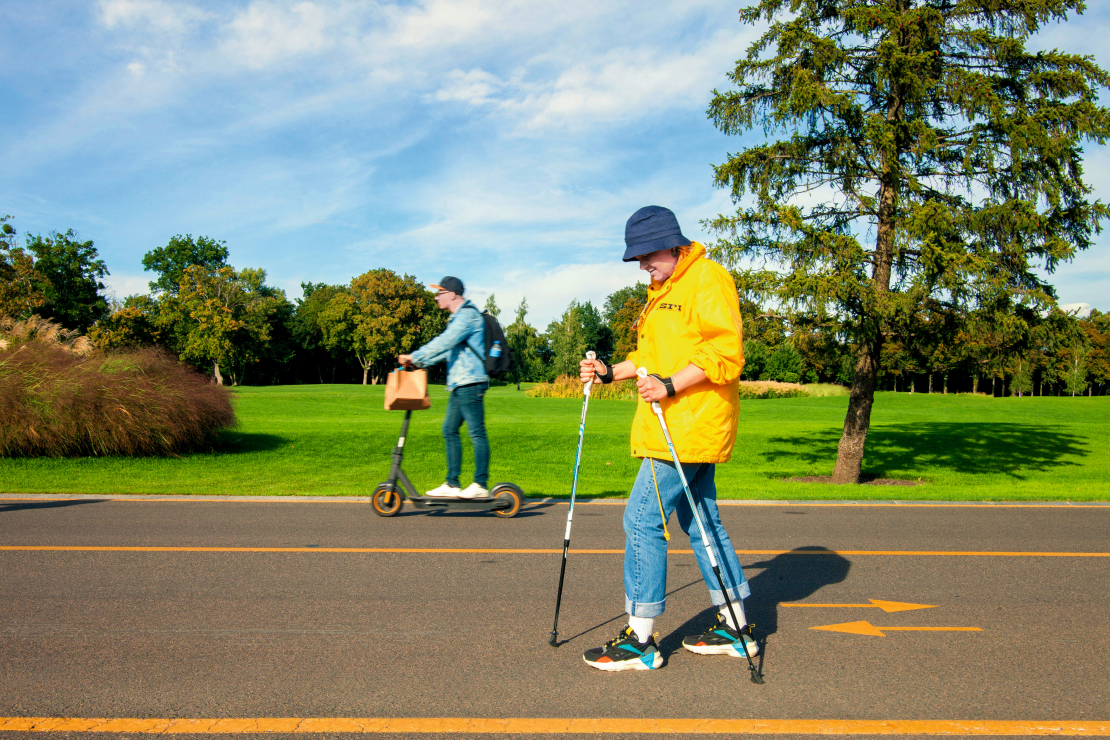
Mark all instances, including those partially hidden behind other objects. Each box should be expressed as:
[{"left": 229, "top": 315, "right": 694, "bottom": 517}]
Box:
[
  {"left": 597, "top": 361, "right": 615, "bottom": 384},
  {"left": 649, "top": 373, "right": 675, "bottom": 397}
]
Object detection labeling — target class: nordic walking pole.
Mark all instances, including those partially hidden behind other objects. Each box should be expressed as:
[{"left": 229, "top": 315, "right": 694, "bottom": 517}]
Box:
[
  {"left": 637, "top": 367, "right": 764, "bottom": 684},
  {"left": 549, "top": 351, "right": 597, "bottom": 647}
]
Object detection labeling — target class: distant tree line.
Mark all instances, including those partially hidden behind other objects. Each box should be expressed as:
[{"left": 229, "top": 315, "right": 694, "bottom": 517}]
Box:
[{"left": 1, "top": 214, "right": 1106, "bottom": 394}]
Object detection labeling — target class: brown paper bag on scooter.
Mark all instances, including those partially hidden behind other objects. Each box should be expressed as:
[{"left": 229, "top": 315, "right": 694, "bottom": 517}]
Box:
[{"left": 384, "top": 368, "right": 431, "bottom": 411}]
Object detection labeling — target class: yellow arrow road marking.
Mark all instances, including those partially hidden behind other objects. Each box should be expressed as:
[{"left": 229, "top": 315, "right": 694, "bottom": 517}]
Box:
[
  {"left": 812, "top": 620, "right": 983, "bottom": 637},
  {"left": 784, "top": 599, "right": 935, "bottom": 612}
]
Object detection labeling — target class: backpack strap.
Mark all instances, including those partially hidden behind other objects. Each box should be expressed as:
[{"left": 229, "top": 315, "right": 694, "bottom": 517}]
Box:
[{"left": 458, "top": 304, "right": 485, "bottom": 361}]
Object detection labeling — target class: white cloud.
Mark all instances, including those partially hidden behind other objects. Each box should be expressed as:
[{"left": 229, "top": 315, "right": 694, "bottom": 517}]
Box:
[
  {"left": 102, "top": 273, "right": 152, "bottom": 299},
  {"left": 428, "top": 27, "right": 756, "bottom": 132},
  {"left": 99, "top": 0, "right": 208, "bottom": 33},
  {"left": 1059, "top": 302, "right": 1093, "bottom": 318},
  {"left": 386, "top": 0, "right": 501, "bottom": 50},
  {"left": 433, "top": 68, "right": 505, "bottom": 105},
  {"left": 221, "top": 1, "right": 333, "bottom": 69},
  {"left": 127, "top": 61, "right": 146, "bottom": 77},
  {"left": 472, "top": 262, "right": 648, "bottom": 329}
]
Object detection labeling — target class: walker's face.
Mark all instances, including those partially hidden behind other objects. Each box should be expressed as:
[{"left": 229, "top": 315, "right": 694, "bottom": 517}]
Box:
[
  {"left": 636, "top": 249, "right": 679, "bottom": 282},
  {"left": 434, "top": 291, "right": 454, "bottom": 310}
]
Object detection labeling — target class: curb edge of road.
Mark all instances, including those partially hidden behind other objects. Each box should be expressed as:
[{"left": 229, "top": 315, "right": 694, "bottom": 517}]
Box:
[{"left": 1, "top": 492, "right": 1108, "bottom": 506}]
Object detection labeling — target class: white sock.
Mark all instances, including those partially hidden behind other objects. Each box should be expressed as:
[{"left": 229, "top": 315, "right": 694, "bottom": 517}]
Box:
[
  {"left": 720, "top": 600, "right": 747, "bottom": 630},
  {"left": 628, "top": 615, "right": 654, "bottom": 643}
]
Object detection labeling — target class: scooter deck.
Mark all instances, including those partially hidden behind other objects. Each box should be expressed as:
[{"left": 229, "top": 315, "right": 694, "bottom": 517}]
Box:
[{"left": 408, "top": 495, "right": 513, "bottom": 511}]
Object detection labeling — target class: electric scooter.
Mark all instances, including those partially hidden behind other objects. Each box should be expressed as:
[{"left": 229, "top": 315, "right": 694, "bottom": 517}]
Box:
[{"left": 371, "top": 408, "right": 524, "bottom": 518}]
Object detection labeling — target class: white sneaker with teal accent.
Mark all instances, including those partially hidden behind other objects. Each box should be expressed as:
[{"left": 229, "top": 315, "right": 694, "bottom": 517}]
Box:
[
  {"left": 682, "top": 613, "right": 759, "bottom": 658},
  {"left": 583, "top": 626, "right": 664, "bottom": 671}
]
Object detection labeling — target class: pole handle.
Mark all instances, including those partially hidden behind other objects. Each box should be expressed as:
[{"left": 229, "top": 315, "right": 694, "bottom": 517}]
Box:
[{"left": 584, "top": 351, "right": 597, "bottom": 397}]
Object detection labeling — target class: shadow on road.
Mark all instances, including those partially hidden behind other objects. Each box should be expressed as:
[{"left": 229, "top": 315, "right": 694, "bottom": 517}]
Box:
[
  {"left": 763, "top": 422, "right": 1087, "bottom": 480},
  {"left": 662, "top": 546, "right": 851, "bottom": 657},
  {"left": 0, "top": 499, "right": 108, "bottom": 512}
]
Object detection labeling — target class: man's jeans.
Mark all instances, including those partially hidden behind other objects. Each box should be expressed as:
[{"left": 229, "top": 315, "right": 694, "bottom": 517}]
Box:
[
  {"left": 624, "top": 458, "right": 750, "bottom": 618},
  {"left": 443, "top": 382, "right": 489, "bottom": 487}
]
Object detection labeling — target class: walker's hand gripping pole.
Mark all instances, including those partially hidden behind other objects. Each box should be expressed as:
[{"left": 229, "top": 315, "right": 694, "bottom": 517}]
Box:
[
  {"left": 549, "top": 351, "right": 596, "bottom": 647},
  {"left": 637, "top": 368, "right": 764, "bottom": 684}
]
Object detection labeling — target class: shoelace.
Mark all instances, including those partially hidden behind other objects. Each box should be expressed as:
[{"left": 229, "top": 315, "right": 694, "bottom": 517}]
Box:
[{"left": 605, "top": 627, "right": 637, "bottom": 649}]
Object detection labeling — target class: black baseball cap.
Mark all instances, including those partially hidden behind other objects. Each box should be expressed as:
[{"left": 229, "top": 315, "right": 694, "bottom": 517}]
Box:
[{"left": 430, "top": 276, "right": 464, "bottom": 295}]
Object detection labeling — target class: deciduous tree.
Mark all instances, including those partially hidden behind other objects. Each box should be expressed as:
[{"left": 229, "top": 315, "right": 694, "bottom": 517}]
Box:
[
  {"left": 142, "top": 235, "right": 229, "bottom": 295},
  {"left": 175, "top": 265, "right": 279, "bottom": 385},
  {"left": 321, "top": 269, "right": 441, "bottom": 385},
  {"left": 0, "top": 216, "right": 49, "bottom": 320},
  {"left": 25, "top": 229, "right": 109, "bottom": 333}
]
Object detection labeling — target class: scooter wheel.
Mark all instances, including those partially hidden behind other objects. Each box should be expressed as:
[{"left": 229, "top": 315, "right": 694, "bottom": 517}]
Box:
[
  {"left": 372, "top": 483, "right": 403, "bottom": 517},
  {"left": 490, "top": 483, "right": 523, "bottom": 518}
]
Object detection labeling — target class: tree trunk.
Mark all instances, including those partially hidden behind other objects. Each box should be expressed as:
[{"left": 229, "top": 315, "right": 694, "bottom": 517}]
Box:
[
  {"left": 928, "top": 373, "right": 933, "bottom": 394},
  {"left": 831, "top": 340, "right": 881, "bottom": 484},
  {"left": 972, "top": 376, "right": 979, "bottom": 394},
  {"left": 910, "top": 375, "right": 915, "bottom": 394},
  {"left": 362, "top": 366, "right": 368, "bottom": 385},
  {"left": 213, "top": 362, "right": 224, "bottom": 386},
  {"left": 831, "top": 70, "right": 903, "bottom": 484},
  {"left": 943, "top": 373, "right": 948, "bottom": 394}
]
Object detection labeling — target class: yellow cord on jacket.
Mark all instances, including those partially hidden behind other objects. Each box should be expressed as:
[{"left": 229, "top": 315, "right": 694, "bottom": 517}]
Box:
[{"left": 649, "top": 458, "right": 671, "bottom": 542}]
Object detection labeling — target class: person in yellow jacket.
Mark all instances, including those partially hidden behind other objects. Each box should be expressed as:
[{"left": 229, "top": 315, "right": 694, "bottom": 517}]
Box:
[{"left": 578, "top": 205, "right": 756, "bottom": 671}]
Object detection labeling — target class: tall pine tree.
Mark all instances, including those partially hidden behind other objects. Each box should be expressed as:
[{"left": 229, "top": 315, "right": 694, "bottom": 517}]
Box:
[{"left": 708, "top": 0, "right": 1110, "bottom": 482}]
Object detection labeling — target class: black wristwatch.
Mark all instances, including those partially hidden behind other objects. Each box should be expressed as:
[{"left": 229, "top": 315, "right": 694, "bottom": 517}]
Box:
[{"left": 649, "top": 373, "right": 676, "bottom": 398}]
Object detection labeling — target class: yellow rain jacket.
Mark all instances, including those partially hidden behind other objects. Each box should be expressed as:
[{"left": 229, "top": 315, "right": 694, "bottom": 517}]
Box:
[{"left": 626, "top": 242, "right": 744, "bottom": 464}]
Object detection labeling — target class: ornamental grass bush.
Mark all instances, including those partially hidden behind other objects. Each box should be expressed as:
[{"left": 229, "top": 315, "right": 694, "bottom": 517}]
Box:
[
  {"left": 526, "top": 374, "right": 639, "bottom": 400},
  {"left": 736, "top": 380, "right": 807, "bottom": 399},
  {"left": 526, "top": 374, "right": 809, "bottom": 400},
  {"left": 0, "top": 316, "right": 235, "bottom": 457}
]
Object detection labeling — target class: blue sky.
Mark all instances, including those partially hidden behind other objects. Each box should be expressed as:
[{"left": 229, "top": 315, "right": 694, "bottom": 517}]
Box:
[{"left": 2, "top": 0, "right": 1108, "bottom": 328}]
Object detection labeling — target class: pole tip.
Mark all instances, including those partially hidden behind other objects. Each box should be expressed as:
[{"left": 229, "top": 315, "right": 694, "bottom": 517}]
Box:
[
  {"left": 548, "top": 632, "right": 559, "bottom": 647},
  {"left": 750, "top": 669, "right": 765, "bottom": 685}
]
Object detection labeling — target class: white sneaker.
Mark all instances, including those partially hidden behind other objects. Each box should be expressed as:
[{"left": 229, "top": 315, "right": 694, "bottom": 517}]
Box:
[
  {"left": 457, "top": 483, "right": 489, "bottom": 499},
  {"left": 425, "top": 482, "right": 462, "bottom": 498}
]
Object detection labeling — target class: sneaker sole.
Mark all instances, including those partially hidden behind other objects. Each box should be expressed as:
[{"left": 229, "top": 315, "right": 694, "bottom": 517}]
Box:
[
  {"left": 583, "top": 653, "right": 664, "bottom": 671},
  {"left": 682, "top": 641, "right": 759, "bottom": 658}
]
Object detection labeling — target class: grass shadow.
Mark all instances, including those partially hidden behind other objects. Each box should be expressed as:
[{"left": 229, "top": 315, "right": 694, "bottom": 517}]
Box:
[
  {"left": 763, "top": 422, "right": 1089, "bottom": 480},
  {"left": 213, "top": 433, "right": 287, "bottom": 454}
]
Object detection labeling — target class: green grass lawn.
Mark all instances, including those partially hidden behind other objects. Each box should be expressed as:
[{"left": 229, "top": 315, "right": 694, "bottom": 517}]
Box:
[{"left": 2, "top": 384, "right": 1107, "bottom": 500}]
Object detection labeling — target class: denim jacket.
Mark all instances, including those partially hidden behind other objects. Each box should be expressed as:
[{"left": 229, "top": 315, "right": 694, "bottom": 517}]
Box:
[{"left": 409, "top": 300, "right": 488, "bottom": 391}]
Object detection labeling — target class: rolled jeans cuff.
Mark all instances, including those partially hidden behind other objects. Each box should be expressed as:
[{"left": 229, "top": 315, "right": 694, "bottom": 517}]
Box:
[
  {"left": 708, "top": 582, "right": 751, "bottom": 606},
  {"left": 625, "top": 596, "right": 665, "bottom": 619}
]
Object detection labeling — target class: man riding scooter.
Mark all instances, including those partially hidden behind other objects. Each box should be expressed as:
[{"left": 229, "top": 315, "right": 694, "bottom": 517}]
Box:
[{"left": 398, "top": 276, "right": 490, "bottom": 499}]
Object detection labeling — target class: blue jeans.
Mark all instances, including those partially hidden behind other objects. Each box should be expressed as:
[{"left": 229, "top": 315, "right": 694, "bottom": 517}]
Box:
[
  {"left": 624, "top": 458, "right": 750, "bottom": 618},
  {"left": 443, "top": 382, "right": 489, "bottom": 487}
]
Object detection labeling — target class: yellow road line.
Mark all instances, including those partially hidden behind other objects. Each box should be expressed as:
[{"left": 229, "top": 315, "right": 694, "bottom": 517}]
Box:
[
  {"left": 1, "top": 546, "right": 1108, "bottom": 556},
  {"left": 1, "top": 717, "right": 1108, "bottom": 735}
]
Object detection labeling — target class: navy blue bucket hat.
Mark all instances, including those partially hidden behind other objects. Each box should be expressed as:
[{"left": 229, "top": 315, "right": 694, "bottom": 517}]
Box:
[{"left": 622, "top": 205, "right": 692, "bottom": 262}]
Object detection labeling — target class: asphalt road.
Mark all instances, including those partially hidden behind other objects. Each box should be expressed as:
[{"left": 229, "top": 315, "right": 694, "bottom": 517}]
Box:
[{"left": 1, "top": 495, "right": 1108, "bottom": 739}]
